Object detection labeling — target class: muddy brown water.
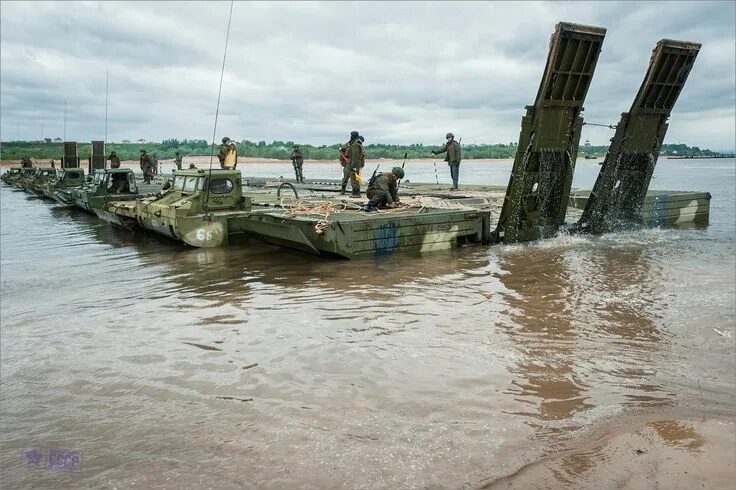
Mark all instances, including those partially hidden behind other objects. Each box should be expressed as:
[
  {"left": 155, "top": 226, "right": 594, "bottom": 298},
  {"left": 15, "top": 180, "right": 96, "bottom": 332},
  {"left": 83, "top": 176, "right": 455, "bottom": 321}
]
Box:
[{"left": 1, "top": 159, "right": 734, "bottom": 488}]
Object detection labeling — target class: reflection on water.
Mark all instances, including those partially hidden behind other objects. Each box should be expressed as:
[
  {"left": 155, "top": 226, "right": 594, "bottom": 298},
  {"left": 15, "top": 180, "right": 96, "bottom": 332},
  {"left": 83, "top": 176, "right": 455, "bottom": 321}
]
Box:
[
  {"left": 498, "top": 249, "right": 593, "bottom": 434},
  {"left": 1, "top": 159, "right": 734, "bottom": 488}
]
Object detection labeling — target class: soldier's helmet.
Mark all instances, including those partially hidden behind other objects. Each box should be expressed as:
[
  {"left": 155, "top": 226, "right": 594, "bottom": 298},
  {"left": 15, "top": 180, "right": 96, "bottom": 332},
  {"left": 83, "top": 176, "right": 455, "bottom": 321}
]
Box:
[
  {"left": 350, "top": 131, "right": 359, "bottom": 139},
  {"left": 222, "top": 137, "right": 230, "bottom": 143},
  {"left": 391, "top": 167, "right": 405, "bottom": 179},
  {"left": 359, "top": 135, "right": 365, "bottom": 142},
  {"left": 293, "top": 146, "right": 299, "bottom": 149},
  {"left": 446, "top": 132, "right": 454, "bottom": 139},
  {"left": 140, "top": 149, "right": 146, "bottom": 153},
  {"left": 110, "top": 151, "right": 116, "bottom": 156}
]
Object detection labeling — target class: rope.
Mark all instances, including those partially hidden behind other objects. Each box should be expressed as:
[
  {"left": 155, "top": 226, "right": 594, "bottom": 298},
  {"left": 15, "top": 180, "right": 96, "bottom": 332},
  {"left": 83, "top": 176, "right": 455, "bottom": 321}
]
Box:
[{"left": 583, "top": 121, "right": 617, "bottom": 129}]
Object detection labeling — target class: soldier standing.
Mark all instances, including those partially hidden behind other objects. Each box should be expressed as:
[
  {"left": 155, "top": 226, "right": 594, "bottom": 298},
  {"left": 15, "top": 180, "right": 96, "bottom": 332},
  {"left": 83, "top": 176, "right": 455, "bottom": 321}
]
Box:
[
  {"left": 290, "top": 146, "right": 304, "bottom": 183},
  {"left": 50, "top": 160, "right": 56, "bottom": 169},
  {"left": 139, "top": 149, "right": 154, "bottom": 184},
  {"left": 340, "top": 131, "right": 364, "bottom": 197},
  {"left": 431, "top": 132, "right": 462, "bottom": 190},
  {"left": 108, "top": 151, "right": 121, "bottom": 168},
  {"left": 174, "top": 151, "right": 183, "bottom": 170},
  {"left": 20, "top": 156, "right": 33, "bottom": 168},
  {"left": 361, "top": 167, "right": 404, "bottom": 212},
  {"left": 218, "top": 137, "right": 238, "bottom": 169}
]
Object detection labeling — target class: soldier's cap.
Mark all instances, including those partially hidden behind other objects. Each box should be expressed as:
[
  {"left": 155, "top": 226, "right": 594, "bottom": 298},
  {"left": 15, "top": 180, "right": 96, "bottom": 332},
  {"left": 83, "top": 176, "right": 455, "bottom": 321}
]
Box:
[
  {"left": 350, "top": 131, "right": 359, "bottom": 139},
  {"left": 222, "top": 137, "right": 231, "bottom": 143},
  {"left": 446, "top": 132, "right": 454, "bottom": 139},
  {"left": 140, "top": 149, "right": 146, "bottom": 153},
  {"left": 391, "top": 167, "right": 405, "bottom": 179}
]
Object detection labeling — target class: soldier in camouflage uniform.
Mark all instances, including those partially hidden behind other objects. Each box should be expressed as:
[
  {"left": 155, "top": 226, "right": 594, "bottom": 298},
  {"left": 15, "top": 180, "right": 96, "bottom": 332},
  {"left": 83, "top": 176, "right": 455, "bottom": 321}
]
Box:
[
  {"left": 174, "top": 151, "right": 183, "bottom": 170},
  {"left": 290, "top": 146, "right": 304, "bottom": 183},
  {"left": 108, "top": 151, "right": 121, "bottom": 169},
  {"left": 218, "top": 137, "right": 238, "bottom": 169},
  {"left": 139, "top": 149, "right": 154, "bottom": 184},
  {"left": 431, "top": 132, "right": 462, "bottom": 190},
  {"left": 361, "top": 167, "right": 404, "bottom": 212},
  {"left": 20, "top": 156, "right": 33, "bottom": 168},
  {"left": 340, "top": 131, "right": 364, "bottom": 197}
]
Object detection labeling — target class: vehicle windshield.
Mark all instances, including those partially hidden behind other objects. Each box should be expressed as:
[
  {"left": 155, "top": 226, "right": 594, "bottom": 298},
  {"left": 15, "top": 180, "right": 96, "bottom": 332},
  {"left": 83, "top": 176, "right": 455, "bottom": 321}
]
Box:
[
  {"left": 183, "top": 177, "right": 199, "bottom": 192},
  {"left": 172, "top": 176, "right": 186, "bottom": 191},
  {"left": 93, "top": 173, "right": 107, "bottom": 186}
]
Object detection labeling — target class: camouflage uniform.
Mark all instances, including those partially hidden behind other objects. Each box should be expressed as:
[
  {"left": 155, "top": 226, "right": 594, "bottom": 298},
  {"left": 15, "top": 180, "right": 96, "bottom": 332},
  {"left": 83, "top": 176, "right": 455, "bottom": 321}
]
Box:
[
  {"left": 290, "top": 147, "right": 304, "bottom": 183},
  {"left": 218, "top": 137, "right": 237, "bottom": 169},
  {"left": 139, "top": 150, "right": 154, "bottom": 184},
  {"left": 174, "top": 152, "right": 183, "bottom": 170},
  {"left": 108, "top": 152, "right": 125, "bottom": 191},
  {"left": 432, "top": 133, "right": 462, "bottom": 189},
  {"left": 108, "top": 152, "right": 121, "bottom": 168},
  {"left": 366, "top": 172, "right": 400, "bottom": 208},
  {"left": 20, "top": 156, "right": 33, "bottom": 168},
  {"left": 341, "top": 132, "right": 364, "bottom": 197}
]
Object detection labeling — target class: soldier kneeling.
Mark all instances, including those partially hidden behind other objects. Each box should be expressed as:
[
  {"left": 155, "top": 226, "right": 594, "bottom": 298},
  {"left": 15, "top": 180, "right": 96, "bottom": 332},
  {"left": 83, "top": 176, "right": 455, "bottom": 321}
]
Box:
[{"left": 361, "top": 167, "right": 404, "bottom": 212}]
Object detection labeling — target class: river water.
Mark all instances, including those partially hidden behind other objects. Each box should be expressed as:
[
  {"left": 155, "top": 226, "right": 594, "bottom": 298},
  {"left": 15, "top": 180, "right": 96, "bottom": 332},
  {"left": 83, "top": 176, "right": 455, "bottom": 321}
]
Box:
[{"left": 1, "top": 158, "right": 734, "bottom": 488}]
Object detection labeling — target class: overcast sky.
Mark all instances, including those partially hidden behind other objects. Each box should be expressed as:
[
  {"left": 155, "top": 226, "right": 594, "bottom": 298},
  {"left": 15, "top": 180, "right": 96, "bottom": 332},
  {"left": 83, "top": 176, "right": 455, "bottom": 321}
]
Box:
[{"left": 1, "top": 1, "right": 734, "bottom": 150}]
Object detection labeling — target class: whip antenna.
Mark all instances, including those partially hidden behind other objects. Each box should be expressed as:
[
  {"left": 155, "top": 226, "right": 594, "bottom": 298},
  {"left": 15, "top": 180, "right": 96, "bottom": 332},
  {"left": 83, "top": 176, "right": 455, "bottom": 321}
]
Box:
[
  {"left": 204, "top": 0, "right": 234, "bottom": 215},
  {"left": 208, "top": 0, "right": 234, "bottom": 170}
]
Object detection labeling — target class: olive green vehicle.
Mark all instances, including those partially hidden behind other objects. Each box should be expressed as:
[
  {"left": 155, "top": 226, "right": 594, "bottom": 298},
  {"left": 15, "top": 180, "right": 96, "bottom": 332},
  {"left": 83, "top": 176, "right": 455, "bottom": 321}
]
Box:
[
  {"left": 39, "top": 168, "right": 87, "bottom": 203},
  {"left": 70, "top": 168, "right": 157, "bottom": 213},
  {"left": 102, "top": 168, "right": 492, "bottom": 257},
  {"left": 1, "top": 168, "right": 21, "bottom": 185},
  {"left": 13, "top": 167, "right": 38, "bottom": 190},
  {"left": 101, "top": 169, "right": 251, "bottom": 245},
  {"left": 28, "top": 168, "right": 58, "bottom": 196}
]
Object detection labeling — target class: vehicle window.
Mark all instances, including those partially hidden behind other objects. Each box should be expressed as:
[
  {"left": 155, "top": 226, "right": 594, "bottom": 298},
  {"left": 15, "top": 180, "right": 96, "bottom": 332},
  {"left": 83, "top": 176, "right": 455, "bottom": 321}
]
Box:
[
  {"left": 183, "top": 177, "right": 198, "bottom": 192},
  {"left": 127, "top": 173, "right": 138, "bottom": 193},
  {"left": 173, "top": 176, "right": 186, "bottom": 190},
  {"left": 94, "top": 173, "right": 105, "bottom": 185},
  {"left": 209, "top": 178, "right": 234, "bottom": 194}
]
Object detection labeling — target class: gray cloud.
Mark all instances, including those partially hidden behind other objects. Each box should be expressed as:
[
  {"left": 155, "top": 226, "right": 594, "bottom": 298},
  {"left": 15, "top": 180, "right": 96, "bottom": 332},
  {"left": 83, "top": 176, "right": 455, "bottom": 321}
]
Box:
[{"left": 1, "top": 0, "right": 733, "bottom": 150}]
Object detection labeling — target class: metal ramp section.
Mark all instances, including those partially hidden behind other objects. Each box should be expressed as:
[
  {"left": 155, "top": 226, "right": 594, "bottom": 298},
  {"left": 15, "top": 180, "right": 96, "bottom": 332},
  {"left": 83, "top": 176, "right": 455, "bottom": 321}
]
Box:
[
  {"left": 62, "top": 141, "right": 80, "bottom": 168},
  {"left": 577, "top": 39, "right": 700, "bottom": 233},
  {"left": 493, "top": 22, "right": 606, "bottom": 244},
  {"left": 90, "top": 140, "right": 106, "bottom": 170}
]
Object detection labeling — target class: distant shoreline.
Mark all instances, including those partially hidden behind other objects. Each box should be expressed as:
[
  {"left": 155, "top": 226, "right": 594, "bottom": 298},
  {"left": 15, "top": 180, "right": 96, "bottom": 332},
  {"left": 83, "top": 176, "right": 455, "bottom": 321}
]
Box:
[{"left": 2, "top": 155, "right": 732, "bottom": 169}]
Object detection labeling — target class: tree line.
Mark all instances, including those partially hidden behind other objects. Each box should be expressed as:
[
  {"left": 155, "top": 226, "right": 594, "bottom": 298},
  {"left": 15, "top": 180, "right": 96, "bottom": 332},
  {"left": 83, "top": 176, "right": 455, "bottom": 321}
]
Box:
[{"left": 0, "top": 139, "right": 719, "bottom": 161}]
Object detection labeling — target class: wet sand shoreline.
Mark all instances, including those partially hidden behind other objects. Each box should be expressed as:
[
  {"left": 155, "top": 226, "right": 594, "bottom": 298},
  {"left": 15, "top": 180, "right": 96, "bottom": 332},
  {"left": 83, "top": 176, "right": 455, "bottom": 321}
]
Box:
[{"left": 480, "top": 407, "right": 735, "bottom": 489}]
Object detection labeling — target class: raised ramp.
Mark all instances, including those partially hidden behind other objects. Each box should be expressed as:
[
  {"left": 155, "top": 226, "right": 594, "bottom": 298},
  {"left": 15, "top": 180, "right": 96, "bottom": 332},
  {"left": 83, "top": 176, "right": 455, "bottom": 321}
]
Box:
[
  {"left": 91, "top": 141, "right": 106, "bottom": 170},
  {"left": 62, "top": 141, "right": 80, "bottom": 168},
  {"left": 577, "top": 40, "right": 701, "bottom": 233},
  {"left": 494, "top": 22, "right": 606, "bottom": 244}
]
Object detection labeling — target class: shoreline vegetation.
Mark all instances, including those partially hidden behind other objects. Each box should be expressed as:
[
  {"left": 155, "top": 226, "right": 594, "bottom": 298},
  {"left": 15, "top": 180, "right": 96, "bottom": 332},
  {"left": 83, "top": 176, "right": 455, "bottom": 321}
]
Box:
[{"left": 0, "top": 140, "right": 723, "bottom": 163}]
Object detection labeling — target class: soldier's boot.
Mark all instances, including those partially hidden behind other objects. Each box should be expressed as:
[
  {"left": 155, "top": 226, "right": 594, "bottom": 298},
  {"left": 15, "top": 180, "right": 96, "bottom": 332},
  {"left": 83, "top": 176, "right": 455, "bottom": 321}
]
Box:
[
  {"left": 351, "top": 187, "right": 361, "bottom": 198},
  {"left": 294, "top": 170, "right": 300, "bottom": 182},
  {"left": 340, "top": 184, "right": 347, "bottom": 195}
]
